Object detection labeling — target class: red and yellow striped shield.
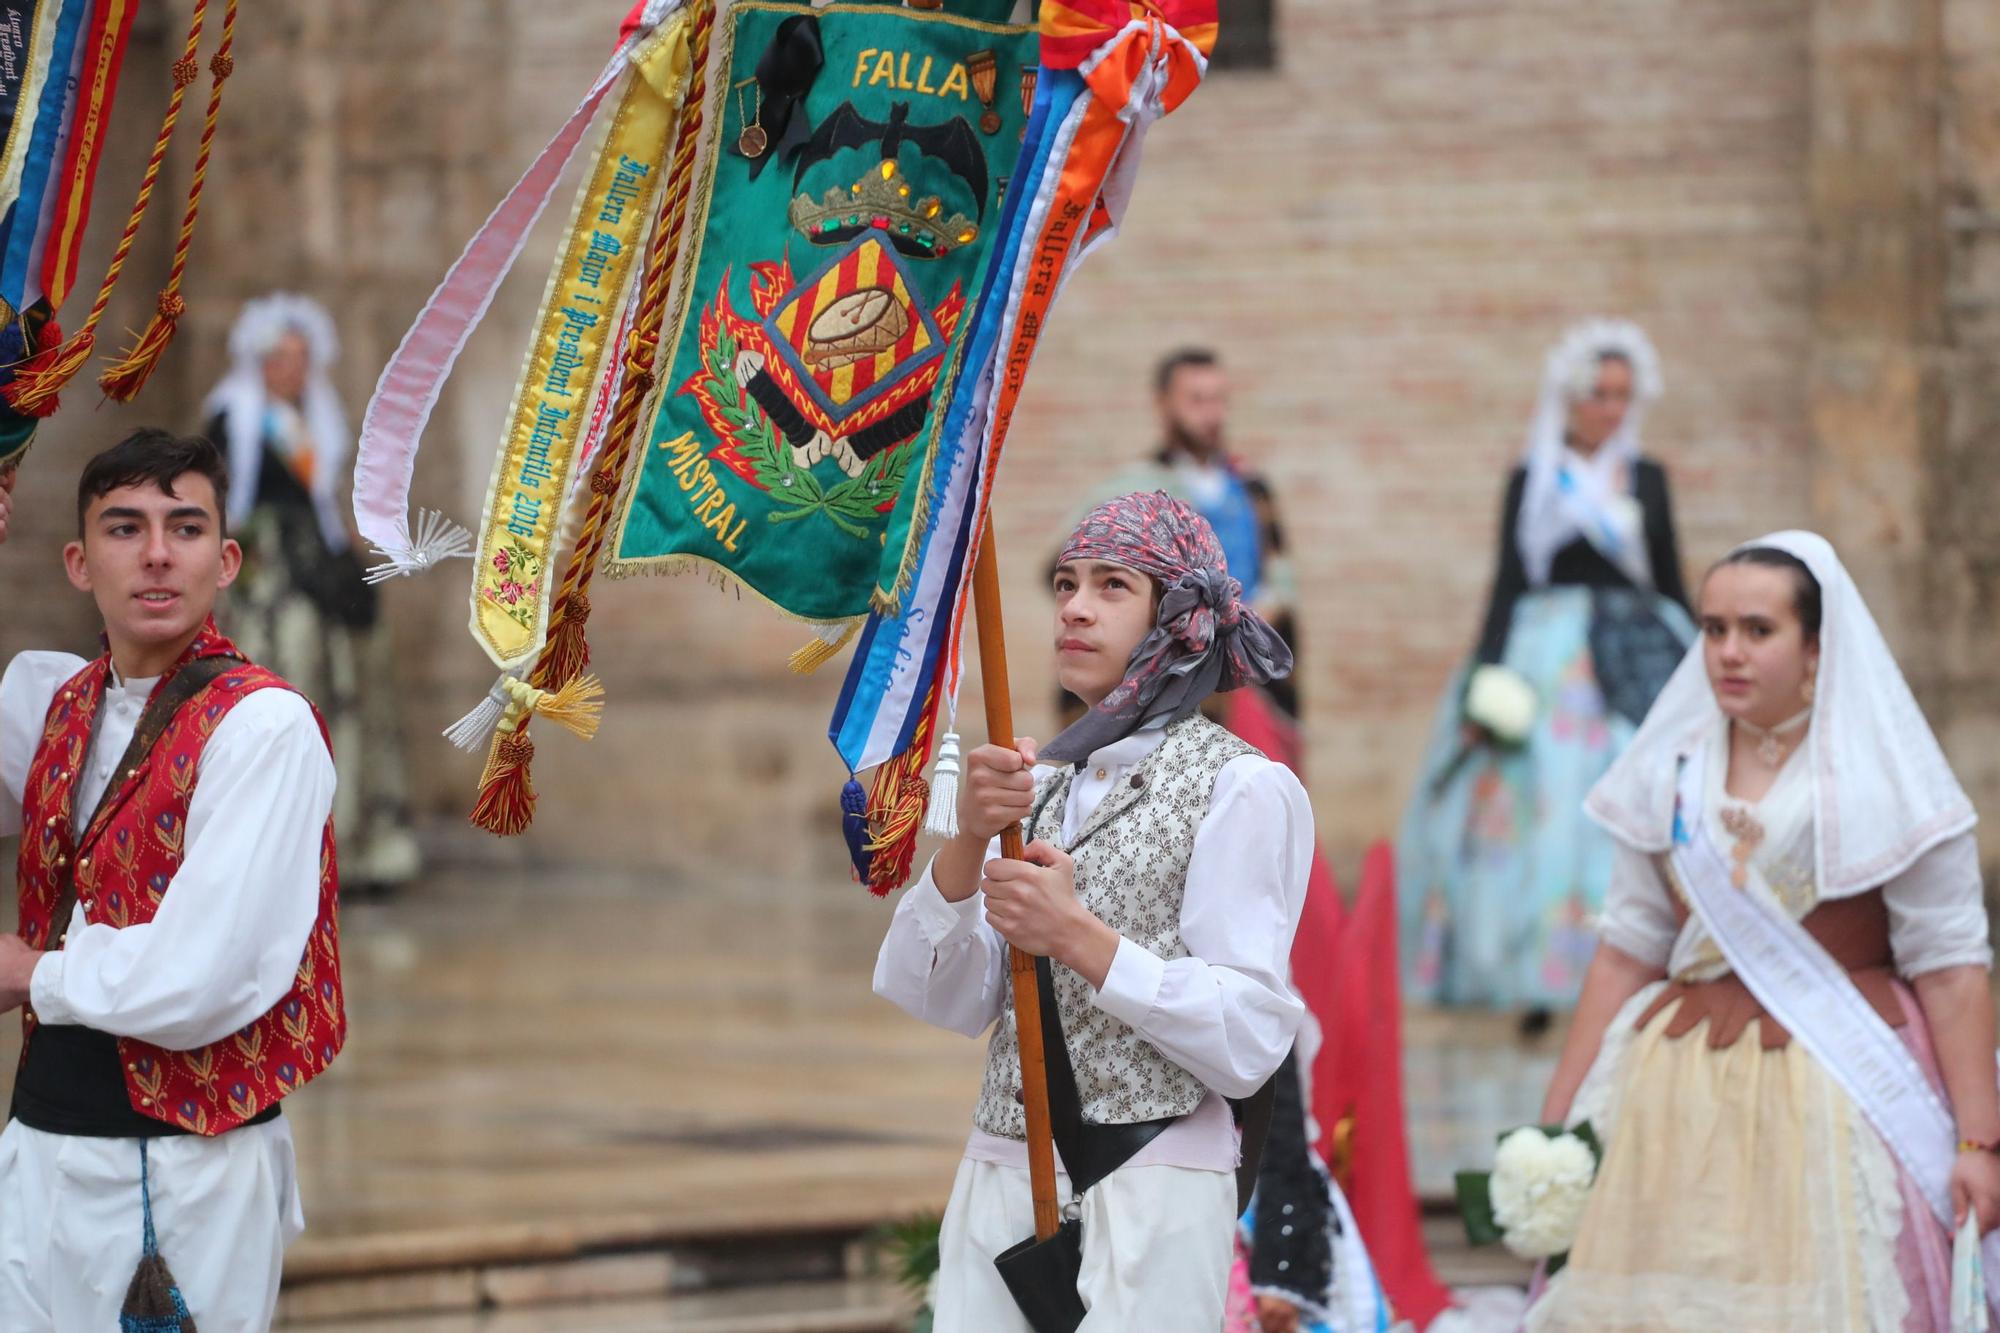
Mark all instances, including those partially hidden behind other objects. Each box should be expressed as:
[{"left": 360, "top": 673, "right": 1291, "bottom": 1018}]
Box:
[{"left": 764, "top": 233, "right": 942, "bottom": 423}]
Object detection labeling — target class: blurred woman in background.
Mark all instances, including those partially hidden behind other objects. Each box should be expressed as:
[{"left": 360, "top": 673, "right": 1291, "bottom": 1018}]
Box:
[
  {"left": 207, "top": 293, "right": 419, "bottom": 894},
  {"left": 1399, "top": 319, "right": 1692, "bottom": 1025}
]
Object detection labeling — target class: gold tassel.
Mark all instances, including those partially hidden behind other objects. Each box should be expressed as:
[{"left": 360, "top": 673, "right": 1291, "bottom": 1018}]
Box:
[
  {"left": 5, "top": 329, "right": 92, "bottom": 416},
  {"left": 470, "top": 727, "right": 537, "bottom": 836},
  {"left": 858, "top": 686, "right": 942, "bottom": 894},
  {"left": 788, "top": 619, "right": 860, "bottom": 675},
  {"left": 864, "top": 749, "right": 931, "bottom": 896},
  {"left": 468, "top": 671, "right": 602, "bottom": 837},
  {"left": 524, "top": 673, "right": 604, "bottom": 740}
]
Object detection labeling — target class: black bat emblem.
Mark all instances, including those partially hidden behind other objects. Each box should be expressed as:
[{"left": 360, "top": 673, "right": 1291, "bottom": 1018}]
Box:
[{"left": 791, "top": 100, "right": 989, "bottom": 219}]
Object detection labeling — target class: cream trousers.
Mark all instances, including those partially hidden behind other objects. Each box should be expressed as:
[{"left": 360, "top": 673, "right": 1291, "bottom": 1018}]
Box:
[{"left": 933, "top": 1156, "right": 1237, "bottom": 1332}]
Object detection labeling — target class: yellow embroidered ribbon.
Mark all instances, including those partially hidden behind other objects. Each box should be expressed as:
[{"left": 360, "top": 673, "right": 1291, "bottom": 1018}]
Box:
[{"left": 468, "top": 13, "right": 691, "bottom": 670}]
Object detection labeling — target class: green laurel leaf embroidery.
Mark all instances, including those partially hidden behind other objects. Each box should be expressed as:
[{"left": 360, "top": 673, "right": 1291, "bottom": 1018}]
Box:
[{"left": 695, "top": 312, "right": 923, "bottom": 542}]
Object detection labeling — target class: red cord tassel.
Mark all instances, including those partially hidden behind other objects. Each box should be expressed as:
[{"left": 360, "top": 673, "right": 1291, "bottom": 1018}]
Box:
[
  {"left": 103, "top": 15, "right": 238, "bottom": 403},
  {"left": 864, "top": 751, "right": 931, "bottom": 896},
  {"left": 470, "top": 728, "right": 537, "bottom": 836},
  {"left": 531, "top": 590, "right": 592, "bottom": 691},
  {"left": 98, "top": 292, "right": 185, "bottom": 401},
  {"left": 5, "top": 327, "right": 91, "bottom": 416}
]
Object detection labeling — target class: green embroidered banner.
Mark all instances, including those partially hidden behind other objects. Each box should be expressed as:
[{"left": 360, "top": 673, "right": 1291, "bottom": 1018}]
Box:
[{"left": 607, "top": 0, "right": 1034, "bottom": 623}]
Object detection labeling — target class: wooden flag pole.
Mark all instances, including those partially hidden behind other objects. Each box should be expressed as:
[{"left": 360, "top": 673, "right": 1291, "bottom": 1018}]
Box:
[{"left": 971, "top": 519, "right": 1062, "bottom": 1241}]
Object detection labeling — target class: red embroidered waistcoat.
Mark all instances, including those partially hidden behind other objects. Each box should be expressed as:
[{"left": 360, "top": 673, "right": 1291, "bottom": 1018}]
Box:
[{"left": 15, "top": 622, "right": 346, "bottom": 1136}]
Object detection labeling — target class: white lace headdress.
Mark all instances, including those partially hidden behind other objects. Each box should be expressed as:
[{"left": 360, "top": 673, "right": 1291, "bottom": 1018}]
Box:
[
  {"left": 202, "top": 293, "right": 352, "bottom": 552},
  {"left": 1515, "top": 318, "right": 1664, "bottom": 589},
  {"left": 1585, "top": 530, "right": 1976, "bottom": 898}
]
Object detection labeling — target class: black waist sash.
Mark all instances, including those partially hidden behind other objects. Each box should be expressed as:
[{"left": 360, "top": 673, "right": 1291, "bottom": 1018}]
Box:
[{"left": 10, "top": 1027, "right": 281, "bottom": 1138}]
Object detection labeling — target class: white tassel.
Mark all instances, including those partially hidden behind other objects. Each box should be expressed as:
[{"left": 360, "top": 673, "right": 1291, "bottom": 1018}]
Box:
[
  {"left": 366, "top": 509, "right": 475, "bottom": 584},
  {"left": 444, "top": 675, "right": 514, "bottom": 751},
  {"left": 812, "top": 618, "right": 856, "bottom": 645},
  {"left": 923, "top": 731, "right": 962, "bottom": 838}
]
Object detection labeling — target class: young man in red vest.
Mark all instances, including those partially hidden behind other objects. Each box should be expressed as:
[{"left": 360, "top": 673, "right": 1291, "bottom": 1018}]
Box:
[{"left": 0, "top": 430, "right": 345, "bottom": 1331}]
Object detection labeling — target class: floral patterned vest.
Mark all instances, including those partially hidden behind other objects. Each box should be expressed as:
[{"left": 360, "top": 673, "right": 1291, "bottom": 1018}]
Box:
[
  {"left": 974, "top": 715, "right": 1256, "bottom": 1138},
  {"left": 15, "top": 622, "right": 346, "bottom": 1136}
]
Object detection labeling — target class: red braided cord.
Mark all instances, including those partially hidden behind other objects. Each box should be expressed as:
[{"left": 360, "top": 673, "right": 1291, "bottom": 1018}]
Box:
[
  {"left": 160, "top": 0, "right": 235, "bottom": 297},
  {"left": 96, "top": 0, "right": 238, "bottom": 399},
  {"left": 60, "top": 0, "right": 207, "bottom": 347}
]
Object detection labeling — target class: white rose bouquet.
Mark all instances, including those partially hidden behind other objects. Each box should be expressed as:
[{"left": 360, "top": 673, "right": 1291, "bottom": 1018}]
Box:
[
  {"left": 1464, "top": 664, "right": 1538, "bottom": 746},
  {"left": 1455, "top": 1122, "right": 1602, "bottom": 1271}
]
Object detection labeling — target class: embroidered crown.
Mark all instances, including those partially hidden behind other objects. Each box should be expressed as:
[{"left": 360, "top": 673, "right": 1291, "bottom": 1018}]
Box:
[{"left": 789, "top": 159, "right": 981, "bottom": 259}]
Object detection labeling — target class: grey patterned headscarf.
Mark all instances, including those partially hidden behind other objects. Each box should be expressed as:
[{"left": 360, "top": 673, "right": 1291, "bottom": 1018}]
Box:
[{"left": 1041, "top": 491, "right": 1294, "bottom": 765}]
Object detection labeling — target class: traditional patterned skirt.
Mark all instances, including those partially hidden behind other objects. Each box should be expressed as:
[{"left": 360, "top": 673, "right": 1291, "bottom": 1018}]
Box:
[
  {"left": 1398, "top": 587, "right": 1690, "bottom": 1010},
  {"left": 1527, "top": 981, "right": 1955, "bottom": 1332}
]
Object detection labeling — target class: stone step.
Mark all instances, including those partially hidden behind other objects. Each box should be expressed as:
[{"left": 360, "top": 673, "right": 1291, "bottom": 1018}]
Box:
[
  {"left": 275, "top": 1202, "right": 1520, "bottom": 1327},
  {"left": 280, "top": 1277, "right": 912, "bottom": 1332},
  {"left": 275, "top": 1214, "right": 900, "bottom": 1327}
]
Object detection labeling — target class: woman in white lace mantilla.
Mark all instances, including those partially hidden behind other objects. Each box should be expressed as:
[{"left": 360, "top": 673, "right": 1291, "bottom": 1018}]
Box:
[
  {"left": 1398, "top": 319, "right": 1693, "bottom": 1016},
  {"left": 1529, "top": 532, "right": 2000, "bottom": 1331},
  {"left": 205, "top": 293, "right": 420, "bottom": 893}
]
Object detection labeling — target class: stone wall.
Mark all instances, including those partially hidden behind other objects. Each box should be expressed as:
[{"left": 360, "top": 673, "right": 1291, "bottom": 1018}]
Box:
[
  {"left": 1930, "top": 0, "right": 2000, "bottom": 834},
  {"left": 1806, "top": 0, "right": 2000, "bottom": 857},
  {"left": 13, "top": 0, "right": 1995, "bottom": 888}
]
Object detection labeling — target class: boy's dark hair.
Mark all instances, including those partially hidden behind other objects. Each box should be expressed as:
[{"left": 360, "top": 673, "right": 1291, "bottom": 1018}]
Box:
[
  {"left": 1154, "top": 346, "right": 1220, "bottom": 396},
  {"left": 76, "top": 428, "right": 230, "bottom": 537},
  {"left": 1712, "top": 546, "right": 1823, "bottom": 639}
]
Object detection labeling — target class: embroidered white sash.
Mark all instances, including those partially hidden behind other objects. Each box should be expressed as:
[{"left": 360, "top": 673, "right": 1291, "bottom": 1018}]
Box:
[{"left": 1670, "top": 746, "right": 2000, "bottom": 1302}]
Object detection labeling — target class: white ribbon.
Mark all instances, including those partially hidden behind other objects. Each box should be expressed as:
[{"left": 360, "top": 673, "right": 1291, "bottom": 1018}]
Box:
[{"left": 1670, "top": 748, "right": 2000, "bottom": 1307}]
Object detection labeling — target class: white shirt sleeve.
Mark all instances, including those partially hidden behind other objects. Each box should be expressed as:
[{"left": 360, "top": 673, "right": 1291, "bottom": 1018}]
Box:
[
  {"left": 872, "top": 838, "right": 1010, "bottom": 1038},
  {"left": 1089, "top": 754, "right": 1311, "bottom": 1099},
  {"left": 1598, "top": 841, "right": 1679, "bottom": 970},
  {"left": 1885, "top": 833, "right": 1992, "bottom": 978},
  {"left": 29, "top": 687, "right": 336, "bottom": 1051},
  {"left": 0, "top": 651, "right": 86, "bottom": 841}
]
